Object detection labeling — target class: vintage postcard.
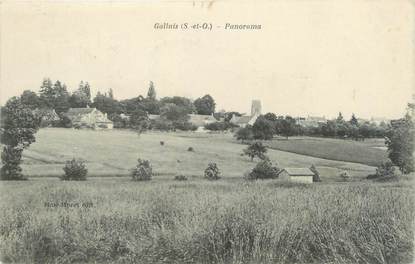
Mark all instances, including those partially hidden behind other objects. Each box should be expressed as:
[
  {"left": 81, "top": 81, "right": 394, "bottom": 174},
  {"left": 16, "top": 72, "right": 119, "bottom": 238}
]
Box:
[{"left": 0, "top": 0, "right": 414, "bottom": 263}]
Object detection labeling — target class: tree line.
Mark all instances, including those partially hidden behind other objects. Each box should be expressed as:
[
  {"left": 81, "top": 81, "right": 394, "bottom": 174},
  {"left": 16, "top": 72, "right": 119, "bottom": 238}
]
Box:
[
  {"left": 6, "top": 78, "right": 218, "bottom": 131},
  {"left": 235, "top": 112, "right": 388, "bottom": 141}
]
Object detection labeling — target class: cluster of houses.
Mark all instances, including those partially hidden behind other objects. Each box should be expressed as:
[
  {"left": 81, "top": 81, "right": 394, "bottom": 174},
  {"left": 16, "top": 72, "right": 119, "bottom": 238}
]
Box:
[{"left": 37, "top": 100, "right": 265, "bottom": 130}]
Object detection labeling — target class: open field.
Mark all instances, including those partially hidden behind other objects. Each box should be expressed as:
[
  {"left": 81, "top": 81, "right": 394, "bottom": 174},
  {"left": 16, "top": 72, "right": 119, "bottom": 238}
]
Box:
[
  {"left": 20, "top": 128, "right": 377, "bottom": 181},
  {"left": 261, "top": 136, "right": 388, "bottom": 167},
  {"left": 0, "top": 179, "right": 413, "bottom": 264}
]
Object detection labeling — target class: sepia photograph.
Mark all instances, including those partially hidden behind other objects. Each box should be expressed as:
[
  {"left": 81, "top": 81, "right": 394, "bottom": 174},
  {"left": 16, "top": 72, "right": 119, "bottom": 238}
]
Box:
[{"left": 0, "top": 0, "right": 414, "bottom": 263}]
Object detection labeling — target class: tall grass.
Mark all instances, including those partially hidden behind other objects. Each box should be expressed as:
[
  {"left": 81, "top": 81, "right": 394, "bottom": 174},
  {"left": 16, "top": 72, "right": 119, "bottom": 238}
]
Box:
[{"left": 0, "top": 180, "right": 413, "bottom": 263}]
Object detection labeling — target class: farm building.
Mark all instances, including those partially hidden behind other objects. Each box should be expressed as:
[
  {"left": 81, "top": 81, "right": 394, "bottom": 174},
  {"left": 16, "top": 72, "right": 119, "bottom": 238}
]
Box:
[
  {"left": 230, "top": 100, "right": 261, "bottom": 127},
  {"left": 33, "top": 108, "right": 60, "bottom": 126},
  {"left": 66, "top": 107, "right": 113, "bottom": 129},
  {"left": 278, "top": 168, "right": 316, "bottom": 183}
]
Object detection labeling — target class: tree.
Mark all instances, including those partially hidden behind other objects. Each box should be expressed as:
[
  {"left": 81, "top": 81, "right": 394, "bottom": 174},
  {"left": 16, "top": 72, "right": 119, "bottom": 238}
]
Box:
[
  {"left": 280, "top": 116, "right": 297, "bottom": 139},
  {"left": 160, "top": 96, "right": 195, "bottom": 114},
  {"left": 252, "top": 116, "right": 274, "bottom": 140},
  {"left": 52, "top": 81, "right": 70, "bottom": 114},
  {"left": 108, "top": 88, "right": 114, "bottom": 99},
  {"left": 194, "top": 94, "right": 215, "bottom": 115},
  {"left": 39, "top": 78, "right": 54, "bottom": 108},
  {"left": 92, "top": 91, "right": 122, "bottom": 115},
  {"left": 263, "top": 112, "right": 278, "bottom": 122},
  {"left": 234, "top": 126, "right": 254, "bottom": 142},
  {"left": 350, "top": 113, "right": 359, "bottom": 126},
  {"left": 129, "top": 109, "right": 150, "bottom": 131},
  {"left": 69, "top": 81, "right": 92, "bottom": 108},
  {"left": 385, "top": 114, "right": 414, "bottom": 174},
  {"left": 243, "top": 142, "right": 268, "bottom": 161},
  {"left": 147, "top": 81, "right": 157, "bottom": 100},
  {"left": 336, "top": 112, "right": 344, "bottom": 123},
  {"left": 1, "top": 97, "right": 39, "bottom": 180},
  {"left": 160, "top": 103, "right": 189, "bottom": 122},
  {"left": 20, "top": 90, "right": 41, "bottom": 110}
]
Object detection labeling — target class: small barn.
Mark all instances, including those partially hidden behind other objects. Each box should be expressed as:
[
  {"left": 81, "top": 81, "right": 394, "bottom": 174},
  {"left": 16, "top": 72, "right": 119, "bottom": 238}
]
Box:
[{"left": 278, "top": 168, "right": 316, "bottom": 184}]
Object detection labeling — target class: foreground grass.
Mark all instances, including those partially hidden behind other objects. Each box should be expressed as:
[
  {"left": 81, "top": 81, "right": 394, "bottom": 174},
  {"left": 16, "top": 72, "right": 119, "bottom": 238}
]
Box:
[
  {"left": 261, "top": 137, "right": 388, "bottom": 167},
  {"left": 0, "top": 179, "right": 413, "bottom": 264}
]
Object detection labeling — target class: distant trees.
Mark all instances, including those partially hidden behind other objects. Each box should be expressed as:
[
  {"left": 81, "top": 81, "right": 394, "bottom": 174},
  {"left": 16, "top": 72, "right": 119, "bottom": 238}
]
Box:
[
  {"left": 1, "top": 97, "right": 39, "bottom": 180},
  {"left": 385, "top": 113, "right": 414, "bottom": 174},
  {"left": 92, "top": 90, "right": 122, "bottom": 116},
  {"left": 235, "top": 126, "right": 254, "bottom": 142},
  {"left": 194, "top": 94, "right": 215, "bottom": 115},
  {"left": 69, "top": 81, "right": 92, "bottom": 108},
  {"left": 252, "top": 116, "right": 274, "bottom": 140}
]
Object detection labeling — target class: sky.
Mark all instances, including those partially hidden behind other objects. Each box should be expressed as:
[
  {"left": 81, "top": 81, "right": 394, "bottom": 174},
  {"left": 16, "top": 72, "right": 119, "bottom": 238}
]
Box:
[{"left": 0, "top": 0, "right": 414, "bottom": 119}]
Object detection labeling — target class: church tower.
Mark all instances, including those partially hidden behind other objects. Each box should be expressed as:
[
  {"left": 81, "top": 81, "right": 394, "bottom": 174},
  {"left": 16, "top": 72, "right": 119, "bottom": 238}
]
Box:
[{"left": 251, "top": 100, "right": 262, "bottom": 116}]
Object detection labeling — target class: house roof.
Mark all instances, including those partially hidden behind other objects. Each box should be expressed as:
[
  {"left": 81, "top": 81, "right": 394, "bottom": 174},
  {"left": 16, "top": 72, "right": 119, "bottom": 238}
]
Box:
[
  {"left": 66, "top": 108, "right": 95, "bottom": 116},
  {"left": 188, "top": 114, "right": 217, "bottom": 127},
  {"left": 280, "top": 168, "right": 315, "bottom": 176}
]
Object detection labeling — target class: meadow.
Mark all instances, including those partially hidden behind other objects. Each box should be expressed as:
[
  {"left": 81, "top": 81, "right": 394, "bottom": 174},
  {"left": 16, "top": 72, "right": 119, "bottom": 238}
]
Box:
[
  {"left": 20, "top": 128, "right": 377, "bottom": 181},
  {"left": 261, "top": 136, "right": 388, "bottom": 167},
  {"left": 0, "top": 179, "right": 413, "bottom": 264},
  {"left": 1, "top": 128, "right": 413, "bottom": 263}
]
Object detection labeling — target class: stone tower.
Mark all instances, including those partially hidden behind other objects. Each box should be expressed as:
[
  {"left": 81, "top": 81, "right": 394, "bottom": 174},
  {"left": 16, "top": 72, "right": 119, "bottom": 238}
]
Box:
[{"left": 251, "top": 100, "right": 262, "bottom": 116}]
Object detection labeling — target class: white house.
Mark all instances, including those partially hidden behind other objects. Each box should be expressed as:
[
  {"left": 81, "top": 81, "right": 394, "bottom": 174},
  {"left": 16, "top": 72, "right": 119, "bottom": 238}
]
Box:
[
  {"left": 278, "top": 168, "right": 316, "bottom": 184},
  {"left": 66, "top": 107, "right": 113, "bottom": 129}
]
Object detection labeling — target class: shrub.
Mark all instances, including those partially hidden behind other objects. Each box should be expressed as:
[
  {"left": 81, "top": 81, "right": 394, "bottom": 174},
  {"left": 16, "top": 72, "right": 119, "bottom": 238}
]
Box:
[
  {"left": 204, "top": 163, "right": 220, "bottom": 180},
  {"left": 340, "top": 171, "right": 350, "bottom": 181},
  {"left": 243, "top": 142, "right": 268, "bottom": 161},
  {"left": 174, "top": 175, "right": 188, "bottom": 181},
  {"left": 310, "top": 164, "right": 321, "bottom": 182},
  {"left": 246, "top": 160, "right": 280, "bottom": 180},
  {"left": 160, "top": 141, "right": 164, "bottom": 146},
  {"left": 188, "top": 147, "right": 194, "bottom": 152},
  {"left": 131, "top": 159, "right": 152, "bottom": 181},
  {"left": 61, "top": 158, "right": 88, "bottom": 181},
  {"left": 375, "top": 161, "right": 396, "bottom": 178},
  {"left": 205, "top": 122, "right": 237, "bottom": 131}
]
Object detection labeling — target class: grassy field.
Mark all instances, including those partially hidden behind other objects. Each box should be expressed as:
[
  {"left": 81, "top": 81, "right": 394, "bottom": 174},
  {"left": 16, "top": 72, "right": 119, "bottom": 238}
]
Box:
[
  {"left": 20, "top": 128, "right": 377, "bottom": 181},
  {"left": 0, "top": 179, "right": 413, "bottom": 264},
  {"left": 261, "top": 136, "right": 388, "bottom": 167}
]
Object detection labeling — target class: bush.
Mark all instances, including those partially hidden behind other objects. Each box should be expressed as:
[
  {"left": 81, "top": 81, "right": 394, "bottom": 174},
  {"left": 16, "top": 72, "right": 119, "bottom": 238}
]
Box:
[
  {"left": 340, "top": 171, "right": 350, "bottom": 181},
  {"left": 174, "top": 175, "right": 188, "bottom": 181},
  {"left": 310, "top": 164, "right": 321, "bottom": 182},
  {"left": 131, "top": 159, "right": 152, "bottom": 181},
  {"left": 376, "top": 161, "right": 396, "bottom": 178},
  {"left": 0, "top": 146, "right": 26, "bottom": 180},
  {"left": 173, "top": 121, "right": 197, "bottom": 131},
  {"left": 188, "top": 147, "right": 194, "bottom": 152},
  {"left": 243, "top": 142, "right": 268, "bottom": 161},
  {"left": 205, "top": 122, "right": 237, "bottom": 131},
  {"left": 61, "top": 158, "right": 88, "bottom": 181},
  {"left": 246, "top": 160, "right": 280, "bottom": 180},
  {"left": 160, "top": 141, "right": 164, "bottom": 146},
  {"left": 204, "top": 163, "right": 220, "bottom": 180}
]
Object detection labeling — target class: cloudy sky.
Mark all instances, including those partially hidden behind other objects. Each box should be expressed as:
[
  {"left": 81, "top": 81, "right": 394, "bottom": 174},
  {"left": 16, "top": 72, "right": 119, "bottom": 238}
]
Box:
[{"left": 1, "top": 0, "right": 414, "bottom": 119}]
